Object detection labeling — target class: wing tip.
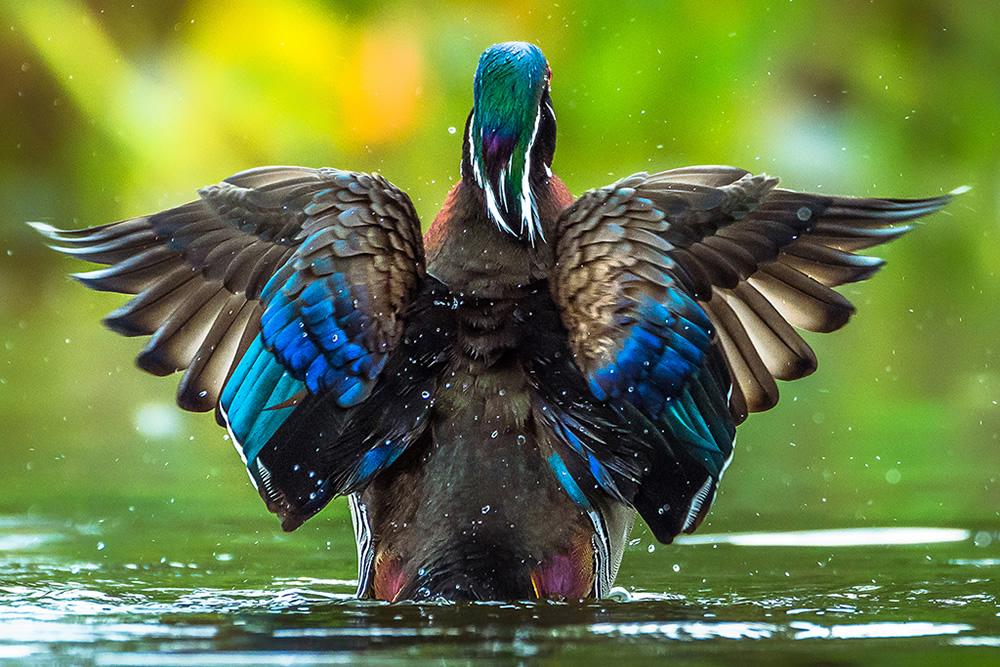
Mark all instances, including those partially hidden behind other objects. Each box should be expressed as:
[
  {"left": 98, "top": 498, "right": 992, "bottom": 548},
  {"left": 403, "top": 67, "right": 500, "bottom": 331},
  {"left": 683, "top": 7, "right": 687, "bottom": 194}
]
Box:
[
  {"left": 27, "top": 221, "right": 61, "bottom": 238},
  {"left": 28, "top": 221, "right": 80, "bottom": 254},
  {"left": 102, "top": 311, "right": 151, "bottom": 337},
  {"left": 136, "top": 345, "right": 181, "bottom": 377},
  {"left": 71, "top": 268, "right": 123, "bottom": 291}
]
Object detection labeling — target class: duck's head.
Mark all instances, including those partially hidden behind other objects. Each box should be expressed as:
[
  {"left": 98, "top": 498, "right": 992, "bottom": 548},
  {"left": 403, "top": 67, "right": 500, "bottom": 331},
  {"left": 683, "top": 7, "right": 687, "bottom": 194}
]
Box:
[{"left": 462, "top": 42, "right": 556, "bottom": 245}]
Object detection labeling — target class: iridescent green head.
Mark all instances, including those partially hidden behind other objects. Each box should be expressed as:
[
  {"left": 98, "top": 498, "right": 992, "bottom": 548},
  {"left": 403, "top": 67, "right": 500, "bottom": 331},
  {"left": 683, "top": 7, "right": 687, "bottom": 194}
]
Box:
[{"left": 464, "top": 42, "right": 556, "bottom": 245}]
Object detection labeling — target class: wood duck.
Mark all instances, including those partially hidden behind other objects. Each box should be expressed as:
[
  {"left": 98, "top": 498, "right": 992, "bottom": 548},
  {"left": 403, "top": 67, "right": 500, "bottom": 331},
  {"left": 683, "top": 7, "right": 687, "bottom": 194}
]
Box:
[{"left": 35, "top": 42, "right": 955, "bottom": 601}]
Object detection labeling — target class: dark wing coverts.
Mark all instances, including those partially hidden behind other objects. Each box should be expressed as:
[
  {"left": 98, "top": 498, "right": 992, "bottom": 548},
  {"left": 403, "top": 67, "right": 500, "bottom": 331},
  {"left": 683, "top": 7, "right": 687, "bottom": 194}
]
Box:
[
  {"left": 550, "top": 166, "right": 952, "bottom": 542},
  {"left": 35, "top": 166, "right": 426, "bottom": 528}
]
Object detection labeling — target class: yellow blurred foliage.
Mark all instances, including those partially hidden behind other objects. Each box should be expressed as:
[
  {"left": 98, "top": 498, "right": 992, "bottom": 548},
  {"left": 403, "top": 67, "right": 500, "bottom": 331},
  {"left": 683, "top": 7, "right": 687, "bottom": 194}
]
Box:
[{"left": 185, "top": 0, "right": 423, "bottom": 150}]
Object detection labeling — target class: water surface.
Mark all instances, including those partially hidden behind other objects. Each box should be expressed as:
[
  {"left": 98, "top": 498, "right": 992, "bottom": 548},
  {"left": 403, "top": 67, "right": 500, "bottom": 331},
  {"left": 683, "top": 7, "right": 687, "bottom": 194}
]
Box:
[{"left": 2, "top": 514, "right": 996, "bottom": 664}]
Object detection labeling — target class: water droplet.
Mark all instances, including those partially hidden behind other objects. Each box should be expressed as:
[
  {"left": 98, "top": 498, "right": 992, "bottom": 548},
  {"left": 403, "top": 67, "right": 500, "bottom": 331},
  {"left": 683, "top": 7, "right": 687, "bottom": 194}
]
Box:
[
  {"left": 97, "top": 542, "right": 105, "bottom": 551},
  {"left": 516, "top": 434, "right": 527, "bottom": 445},
  {"left": 481, "top": 505, "right": 491, "bottom": 514},
  {"left": 673, "top": 563, "right": 680, "bottom": 572},
  {"left": 797, "top": 206, "right": 812, "bottom": 221},
  {"left": 421, "top": 390, "right": 430, "bottom": 399},
  {"left": 447, "top": 126, "right": 457, "bottom": 135},
  {"left": 491, "top": 430, "right": 498, "bottom": 439},
  {"left": 647, "top": 544, "right": 656, "bottom": 553}
]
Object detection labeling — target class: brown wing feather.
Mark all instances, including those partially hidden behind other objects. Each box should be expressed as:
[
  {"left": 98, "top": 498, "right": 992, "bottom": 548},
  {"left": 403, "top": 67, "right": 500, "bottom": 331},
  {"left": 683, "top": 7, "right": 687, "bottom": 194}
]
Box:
[
  {"left": 553, "top": 165, "right": 954, "bottom": 422},
  {"left": 33, "top": 166, "right": 424, "bottom": 414}
]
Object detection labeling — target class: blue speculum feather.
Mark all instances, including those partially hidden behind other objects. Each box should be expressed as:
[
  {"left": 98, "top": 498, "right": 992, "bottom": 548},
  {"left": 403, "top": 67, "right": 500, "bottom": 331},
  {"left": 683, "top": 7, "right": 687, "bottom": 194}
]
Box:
[
  {"left": 342, "top": 437, "right": 411, "bottom": 493},
  {"left": 258, "top": 269, "right": 383, "bottom": 399},
  {"left": 588, "top": 289, "right": 711, "bottom": 414},
  {"left": 546, "top": 409, "right": 622, "bottom": 499},
  {"left": 661, "top": 385, "right": 731, "bottom": 478},
  {"left": 545, "top": 451, "right": 595, "bottom": 512},
  {"left": 220, "top": 334, "right": 304, "bottom": 466},
  {"left": 221, "top": 253, "right": 389, "bottom": 470},
  {"left": 580, "top": 286, "right": 734, "bottom": 486}
]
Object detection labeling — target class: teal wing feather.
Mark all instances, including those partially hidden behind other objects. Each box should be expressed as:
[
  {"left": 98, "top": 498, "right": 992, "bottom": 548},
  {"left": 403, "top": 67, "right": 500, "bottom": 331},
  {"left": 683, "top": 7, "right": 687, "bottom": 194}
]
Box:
[
  {"left": 549, "top": 165, "right": 954, "bottom": 541},
  {"left": 34, "top": 166, "right": 426, "bottom": 528}
]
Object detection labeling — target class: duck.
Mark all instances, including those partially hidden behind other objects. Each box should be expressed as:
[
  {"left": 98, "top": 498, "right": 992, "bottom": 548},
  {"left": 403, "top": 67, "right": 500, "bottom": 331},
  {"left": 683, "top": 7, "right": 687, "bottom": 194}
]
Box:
[{"left": 34, "top": 41, "right": 956, "bottom": 601}]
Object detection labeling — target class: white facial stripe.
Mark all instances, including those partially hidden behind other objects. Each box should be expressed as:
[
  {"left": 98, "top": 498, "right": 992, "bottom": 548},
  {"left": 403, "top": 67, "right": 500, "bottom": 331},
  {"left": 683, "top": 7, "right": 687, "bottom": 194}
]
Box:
[
  {"left": 520, "top": 105, "right": 544, "bottom": 245},
  {"left": 469, "top": 113, "right": 515, "bottom": 237},
  {"left": 544, "top": 102, "right": 555, "bottom": 179},
  {"left": 468, "top": 104, "right": 548, "bottom": 245},
  {"left": 499, "top": 159, "right": 510, "bottom": 205}
]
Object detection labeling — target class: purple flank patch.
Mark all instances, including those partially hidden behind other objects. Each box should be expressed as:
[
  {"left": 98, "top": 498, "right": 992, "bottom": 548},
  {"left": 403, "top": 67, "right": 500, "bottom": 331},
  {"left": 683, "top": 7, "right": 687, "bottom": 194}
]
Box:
[
  {"left": 373, "top": 557, "right": 407, "bottom": 602},
  {"left": 532, "top": 553, "right": 591, "bottom": 599}
]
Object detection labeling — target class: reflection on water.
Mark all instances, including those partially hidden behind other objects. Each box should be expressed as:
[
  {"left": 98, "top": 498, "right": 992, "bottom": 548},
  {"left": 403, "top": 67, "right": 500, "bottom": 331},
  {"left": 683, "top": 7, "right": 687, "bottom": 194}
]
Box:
[
  {"left": 675, "top": 527, "right": 972, "bottom": 547},
  {"left": 588, "top": 620, "right": 973, "bottom": 640},
  {"left": 1, "top": 518, "right": 997, "bottom": 663}
]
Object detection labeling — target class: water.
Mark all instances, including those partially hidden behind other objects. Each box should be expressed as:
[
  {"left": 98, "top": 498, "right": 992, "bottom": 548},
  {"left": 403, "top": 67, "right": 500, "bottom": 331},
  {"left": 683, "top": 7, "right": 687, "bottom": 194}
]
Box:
[{"left": 2, "top": 514, "right": 996, "bottom": 665}]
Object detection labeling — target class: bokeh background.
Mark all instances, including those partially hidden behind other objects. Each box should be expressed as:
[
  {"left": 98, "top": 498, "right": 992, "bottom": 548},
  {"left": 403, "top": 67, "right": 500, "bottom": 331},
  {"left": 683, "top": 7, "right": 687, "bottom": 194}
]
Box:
[{"left": 1, "top": 0, "right": 997, "bottom": 584}]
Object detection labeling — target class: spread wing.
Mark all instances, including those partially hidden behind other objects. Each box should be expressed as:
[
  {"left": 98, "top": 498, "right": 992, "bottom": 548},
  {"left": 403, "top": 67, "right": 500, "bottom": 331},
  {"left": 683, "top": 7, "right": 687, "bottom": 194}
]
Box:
[
  {"left": 549, "top": 165, "right": 954, "bottom": 542},
  {"left": 34, "top": 165, "right": 428, "bottom": 528}
]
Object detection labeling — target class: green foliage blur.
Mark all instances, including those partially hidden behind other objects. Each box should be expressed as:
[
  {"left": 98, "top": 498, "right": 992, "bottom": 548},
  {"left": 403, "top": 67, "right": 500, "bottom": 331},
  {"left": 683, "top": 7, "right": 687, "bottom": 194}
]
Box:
[{"left": 1, "top": 0, "right": 997, "bottom": 569}]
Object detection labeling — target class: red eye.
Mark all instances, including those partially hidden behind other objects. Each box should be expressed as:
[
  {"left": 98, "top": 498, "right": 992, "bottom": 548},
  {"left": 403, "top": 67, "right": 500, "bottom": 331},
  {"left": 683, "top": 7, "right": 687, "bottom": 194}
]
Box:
[{"left": 546, "top": 65, "right": 553, "bottom": 82}]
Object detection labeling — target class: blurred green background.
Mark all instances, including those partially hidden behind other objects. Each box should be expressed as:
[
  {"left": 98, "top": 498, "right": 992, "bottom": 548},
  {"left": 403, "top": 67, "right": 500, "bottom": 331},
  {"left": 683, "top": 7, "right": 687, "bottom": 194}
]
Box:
[{"left": 1, "top": 0, "right": 997, "bottom": 580}]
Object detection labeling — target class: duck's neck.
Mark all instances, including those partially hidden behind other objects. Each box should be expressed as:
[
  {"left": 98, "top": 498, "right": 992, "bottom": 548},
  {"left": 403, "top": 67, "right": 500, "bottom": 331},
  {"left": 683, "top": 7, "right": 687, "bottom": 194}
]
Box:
[{"left": 424, "top": 177, "right": 573, "bottom": 298}]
